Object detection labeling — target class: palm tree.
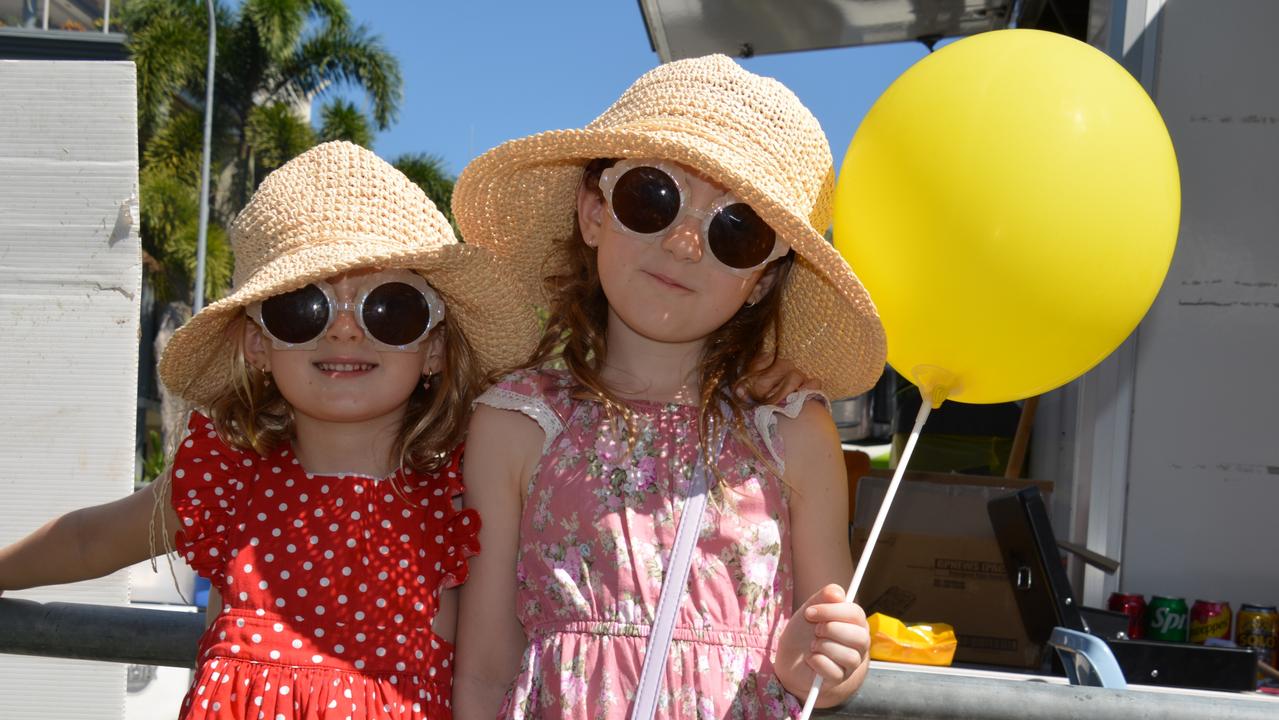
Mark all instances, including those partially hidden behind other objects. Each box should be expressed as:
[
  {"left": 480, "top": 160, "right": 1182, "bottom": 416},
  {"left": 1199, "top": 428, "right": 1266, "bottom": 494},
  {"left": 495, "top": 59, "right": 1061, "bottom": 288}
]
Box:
[
  {"left": 124, "top": 0, "right": 403, "bottom": 303},
  {"left": 123, "top": 0, "right": 422, "bottom": 465},
  {"left": 319, "top": 98, "right": 374, "bottom": 147}
]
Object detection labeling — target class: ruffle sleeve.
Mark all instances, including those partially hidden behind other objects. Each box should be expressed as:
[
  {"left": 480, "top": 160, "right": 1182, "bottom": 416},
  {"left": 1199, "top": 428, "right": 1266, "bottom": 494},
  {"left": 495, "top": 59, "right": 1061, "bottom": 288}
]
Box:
[
  {"left": 434, "top": 445, "right": 481, "bottom": 589},
  {"left": 441, "top": 506, "right": 481, "bottom": 589},
  {"left": 473, "top": 368, "right": 572, "bottom": 454},
  {"left": 752, "top": 389, "right": 832, "bottom": 475},
  {"left": 169, "top": 411, "right": 253, "bottom": 583}
]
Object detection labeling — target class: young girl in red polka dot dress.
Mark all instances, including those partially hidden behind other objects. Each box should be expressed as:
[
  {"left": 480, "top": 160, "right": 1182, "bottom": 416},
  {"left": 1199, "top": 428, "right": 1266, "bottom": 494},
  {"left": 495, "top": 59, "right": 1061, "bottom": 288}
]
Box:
[{"left": 0, "top": 141, "right": 539, "bottom": 719}]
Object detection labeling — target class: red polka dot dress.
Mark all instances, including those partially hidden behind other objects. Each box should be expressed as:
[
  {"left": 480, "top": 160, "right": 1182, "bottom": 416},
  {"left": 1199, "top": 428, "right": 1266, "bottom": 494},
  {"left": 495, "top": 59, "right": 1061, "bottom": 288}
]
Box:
[{"left": 170, "top": 412, "right": 479, "bottom": 719}]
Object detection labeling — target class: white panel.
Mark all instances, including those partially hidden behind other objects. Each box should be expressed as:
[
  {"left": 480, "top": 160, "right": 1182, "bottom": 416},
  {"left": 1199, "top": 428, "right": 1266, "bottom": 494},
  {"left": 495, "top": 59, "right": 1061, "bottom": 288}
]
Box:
[
  {"left": 1045, "top": 0, "right": 1159, "bottom": 609},
  {"left": 0, "top": 59, "right": 140, "bottom": 720},
  {"left": 123, "top": 603, "right": 197, "bottom": 720},
  {"left": 1121, "top": 2, "right": 1279, "bottom": 607}
]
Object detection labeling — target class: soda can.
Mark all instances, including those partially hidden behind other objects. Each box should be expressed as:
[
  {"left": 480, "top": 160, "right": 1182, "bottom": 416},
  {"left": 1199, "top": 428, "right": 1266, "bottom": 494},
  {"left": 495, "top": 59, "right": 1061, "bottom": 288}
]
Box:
[
  {"left": 1144, "top": 595, "right": 1189, "bottom": 642},
  {"left": 1236, "top": 604, "right": 1278, "bottom": 675},
  {"left": 1189, "top": 600, "right": 1232, "bottom": 644},
  {"left": 1108, "top": 592, "right": 1146, "bottom": 640}
]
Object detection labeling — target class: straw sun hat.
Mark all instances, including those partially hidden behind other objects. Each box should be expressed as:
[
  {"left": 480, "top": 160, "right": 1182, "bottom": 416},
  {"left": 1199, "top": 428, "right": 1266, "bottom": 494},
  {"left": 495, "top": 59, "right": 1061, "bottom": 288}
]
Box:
[
  {"left": 453, "top": 54, "right": 886, "bottom": 399},
  {"left": 159, "top": 140, "right": 539, "bottom": 408}
]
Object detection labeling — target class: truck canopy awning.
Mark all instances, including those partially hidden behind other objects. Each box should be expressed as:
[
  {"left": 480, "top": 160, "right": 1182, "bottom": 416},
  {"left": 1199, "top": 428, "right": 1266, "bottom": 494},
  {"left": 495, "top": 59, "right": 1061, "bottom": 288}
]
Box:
[{"left": 637, "top": 0, "right": 1089, "bottom": 61}]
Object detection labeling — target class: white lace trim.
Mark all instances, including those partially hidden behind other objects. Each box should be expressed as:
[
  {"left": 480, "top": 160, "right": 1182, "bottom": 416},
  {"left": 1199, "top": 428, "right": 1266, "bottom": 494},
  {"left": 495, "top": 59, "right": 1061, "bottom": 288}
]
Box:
[
  {"left": 753, "top": 389, "right": 831, "bottom": 474},
  {"left": 475, "top": 386, "right": 564, "bottom": 454}
]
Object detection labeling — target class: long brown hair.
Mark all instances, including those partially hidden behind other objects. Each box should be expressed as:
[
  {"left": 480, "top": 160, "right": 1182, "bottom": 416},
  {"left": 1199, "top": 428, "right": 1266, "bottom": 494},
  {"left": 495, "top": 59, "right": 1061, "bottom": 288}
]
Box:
[
  {"left": 207, "top": 305, "right": 485, "bottom": 474},
  {"left": 523, "top": 158, "right": 794, "bottom": 456}
]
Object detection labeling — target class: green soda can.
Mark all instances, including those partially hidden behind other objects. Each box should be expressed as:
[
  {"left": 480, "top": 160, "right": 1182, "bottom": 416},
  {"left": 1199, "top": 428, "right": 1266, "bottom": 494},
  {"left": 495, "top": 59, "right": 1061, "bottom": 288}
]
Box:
[{"left": 1145, "top": 595, "right": 1190, "bottom": 642}]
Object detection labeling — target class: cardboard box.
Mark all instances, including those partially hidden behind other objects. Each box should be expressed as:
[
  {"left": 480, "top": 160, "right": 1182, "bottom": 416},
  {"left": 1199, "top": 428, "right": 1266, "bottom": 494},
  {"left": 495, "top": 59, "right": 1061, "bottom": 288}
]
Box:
[{"left": 850, "top": 471, "right": 1052, "bottom": 668}]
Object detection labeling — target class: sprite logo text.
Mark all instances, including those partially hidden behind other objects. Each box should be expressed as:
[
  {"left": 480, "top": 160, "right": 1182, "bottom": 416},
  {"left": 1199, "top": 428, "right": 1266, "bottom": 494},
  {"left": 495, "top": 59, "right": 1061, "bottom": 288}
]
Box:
[{"left": 1151, "top": 607, "right": 1186, "bottom": 633}]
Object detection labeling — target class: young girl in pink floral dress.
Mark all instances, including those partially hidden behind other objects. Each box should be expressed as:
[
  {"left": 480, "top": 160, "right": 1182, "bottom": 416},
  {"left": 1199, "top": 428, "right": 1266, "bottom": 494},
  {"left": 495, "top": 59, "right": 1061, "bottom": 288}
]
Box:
[
  {"left": 452, "top": 56, "right": 888, "bottom": 718},
  {"left": 0, "top": 141, "right": 539, "bottom": 719}
]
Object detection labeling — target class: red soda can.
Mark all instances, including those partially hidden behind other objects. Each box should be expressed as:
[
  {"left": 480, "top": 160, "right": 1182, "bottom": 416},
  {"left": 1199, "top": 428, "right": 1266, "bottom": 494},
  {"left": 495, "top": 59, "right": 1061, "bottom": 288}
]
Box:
[
  {"left": 1108, "top": 592, "right": 1146, "bottom": 640},
  {"left": 1189, "top": 600, "right": 1232, "bottom": 644}
]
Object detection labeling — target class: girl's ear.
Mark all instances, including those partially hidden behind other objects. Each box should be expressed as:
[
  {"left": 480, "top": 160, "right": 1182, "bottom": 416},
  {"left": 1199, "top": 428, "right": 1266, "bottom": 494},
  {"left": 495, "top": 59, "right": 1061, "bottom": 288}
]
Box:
[
  {"left": 576, "top": 180, "right": 606, "bottom": 248},
  {"left": 242, "top": 318, "right": 271, "bottom": 372},
  {"left": 745, "top": 262, "right": 783, "bottom": 306},
  {"left": 422, "top": 327, "right": 447, "bottom": 376}
]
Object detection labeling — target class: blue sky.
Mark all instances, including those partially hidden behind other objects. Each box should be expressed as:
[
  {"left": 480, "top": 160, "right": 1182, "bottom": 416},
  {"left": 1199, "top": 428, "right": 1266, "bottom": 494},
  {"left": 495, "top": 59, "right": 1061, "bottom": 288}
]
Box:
[{"left": 337, "top": 2, "right": 929, "bottom": 179}]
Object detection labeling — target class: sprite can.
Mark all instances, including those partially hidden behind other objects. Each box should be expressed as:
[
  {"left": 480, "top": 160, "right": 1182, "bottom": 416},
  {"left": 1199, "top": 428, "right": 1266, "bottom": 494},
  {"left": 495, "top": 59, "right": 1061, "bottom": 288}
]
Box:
[{"left": 1145, "top": 595, "right": 1189, "bottom": 642}]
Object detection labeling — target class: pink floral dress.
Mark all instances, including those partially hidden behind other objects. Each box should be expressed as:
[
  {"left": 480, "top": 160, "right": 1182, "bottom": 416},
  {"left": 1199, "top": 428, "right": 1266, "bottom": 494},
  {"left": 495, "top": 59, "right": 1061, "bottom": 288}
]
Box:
[
  {"left": 170, "top": 412, "right": 480, "bottom": 719},
  {"left": 476, "top": 368, "right": 819, "bottom": 719}
]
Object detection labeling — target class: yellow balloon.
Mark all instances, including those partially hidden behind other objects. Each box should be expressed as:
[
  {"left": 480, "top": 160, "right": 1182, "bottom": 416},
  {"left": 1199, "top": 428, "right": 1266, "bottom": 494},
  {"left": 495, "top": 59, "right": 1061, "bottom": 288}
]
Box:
[{"left": 834, "top": 29, "right": 1179, "bottom": 405}]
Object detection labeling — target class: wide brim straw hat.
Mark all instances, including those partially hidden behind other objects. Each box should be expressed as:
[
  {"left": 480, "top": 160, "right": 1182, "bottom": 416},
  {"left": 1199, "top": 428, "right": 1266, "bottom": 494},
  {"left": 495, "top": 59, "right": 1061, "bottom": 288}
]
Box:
[
  {"left": 453, "top": 54, "right": 886, "bottom": 399},
  {"left": 160, "top": 140, "right": 540, "bottom": 408}
]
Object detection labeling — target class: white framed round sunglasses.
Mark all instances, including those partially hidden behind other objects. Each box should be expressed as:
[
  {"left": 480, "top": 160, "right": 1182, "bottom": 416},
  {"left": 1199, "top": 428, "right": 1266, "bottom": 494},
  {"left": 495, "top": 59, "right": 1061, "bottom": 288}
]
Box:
[
  {"left": 597, "top": 158, "right": 790, "bottom": 278},
  {"left": 247, "top": 269, "right": 445, "bottom": 352}
]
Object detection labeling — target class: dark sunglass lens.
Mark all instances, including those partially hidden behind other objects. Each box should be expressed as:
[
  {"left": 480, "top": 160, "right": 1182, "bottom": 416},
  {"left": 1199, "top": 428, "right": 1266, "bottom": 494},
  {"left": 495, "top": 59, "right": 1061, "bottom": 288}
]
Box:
[
  {"left": 611, "top": 166, "right": 681, "bottom": 234},
  {"left": 707, "top": 203, "right": 777, "bottom": 269},
  {"left": 363, "top": 282, "right": 431, "bottom": 346},
  {"left": 260, "top": 284, "right": 329, "bottom": 344}
]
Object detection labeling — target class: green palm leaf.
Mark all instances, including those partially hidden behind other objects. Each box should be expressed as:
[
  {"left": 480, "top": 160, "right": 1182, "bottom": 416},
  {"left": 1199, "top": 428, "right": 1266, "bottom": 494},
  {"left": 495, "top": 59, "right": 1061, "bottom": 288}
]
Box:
[
  {"left": 127, "top": 0, "right": 444, "bottom": 306},
  {"left": 318, "top": 99, "right": 373, "bottom": 147},
  {"left": 123, "top": 0, "right": 209, "bottom": 139},
  {"left": 244, "top": 0, "right": 351, "bottom": 60},
  {"left": 140, "top": 167, "right": 233, "bottom": 303},
  {"left": 280, "top": 23, "right": 401, "bottom": 129},
  {"left": 245, "top": 102, "right": 318, "bottom": 172}
]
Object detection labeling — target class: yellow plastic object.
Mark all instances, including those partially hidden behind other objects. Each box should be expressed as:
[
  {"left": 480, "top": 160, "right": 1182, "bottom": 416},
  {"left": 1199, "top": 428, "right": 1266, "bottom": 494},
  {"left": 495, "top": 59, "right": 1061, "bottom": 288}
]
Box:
[
  {"left": 868, "top": 613, "right": 958, "bottom": 666},
  {"left": 834, "top": 29, "right": 1179, "bottom": 406}
]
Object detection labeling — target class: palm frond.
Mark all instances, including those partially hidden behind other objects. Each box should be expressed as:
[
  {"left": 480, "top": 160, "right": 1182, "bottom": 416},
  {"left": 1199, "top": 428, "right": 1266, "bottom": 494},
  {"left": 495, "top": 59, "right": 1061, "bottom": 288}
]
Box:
[
  {"left": 305, "top": 0, "right": 350, "bottom": 31},
  {"left": 318, "top": 99, "right": 374, "bottom": 147},
  {"left": 140, "top": 167, "right": 198, "bottom": 260},
  {"left": 139, "top": 166, "right": 233, "bottom": 303},
  {"left": 219, "top": 11, "right": 274, "bottom": 121},
  {"left": 184, "top": 222, "right": 234, "bottom": 302},
  {"left": 141, "top": 107, "right": 206, "bottom": 181},
  {"left": 123, "top": 0, "right": 208, "bottom": 137},
  {"left": 242, "top": 0, "right": 308, "bottom": 61},
  {"left": 166, "top": 219, "right": 234, "bottom": 302},
  {"left": 246, "top": 102, "right": 318, "bottom": 172},
  {"left": 280, "top": 23, "right": 402, "bottom": 129},
  {"left": 125, "top": 0, "right": 413, "bottom": 305}
]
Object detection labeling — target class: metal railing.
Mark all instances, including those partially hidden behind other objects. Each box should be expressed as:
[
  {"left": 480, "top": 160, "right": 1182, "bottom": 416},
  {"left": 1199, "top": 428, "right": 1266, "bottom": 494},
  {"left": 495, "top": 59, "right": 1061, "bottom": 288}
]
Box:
[
  {"left": 0, "top": 597, "right": 201, "bottom": 668},
  {"left": 1, "top": 598, "right": 1277, "bottom": 719}
]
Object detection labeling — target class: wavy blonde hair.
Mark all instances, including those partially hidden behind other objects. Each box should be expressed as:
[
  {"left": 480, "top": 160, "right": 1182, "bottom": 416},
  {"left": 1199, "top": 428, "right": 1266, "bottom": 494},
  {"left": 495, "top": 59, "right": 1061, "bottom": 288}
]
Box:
[
  {"left": 523, "top": 159, "right": 794, "bottom": 457},
  {"left": 151, "top": 288, "right": 483, "bottom": 583},
  {"left": 205, "top": 307, "right": 484, "bottom": 474}
]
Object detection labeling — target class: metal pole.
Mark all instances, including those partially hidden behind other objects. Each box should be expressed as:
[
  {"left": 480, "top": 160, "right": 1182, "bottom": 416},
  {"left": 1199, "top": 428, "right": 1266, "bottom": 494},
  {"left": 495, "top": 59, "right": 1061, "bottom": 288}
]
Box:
[
  {"left": 41, "top": 0, "right": 48, "bottom": 30},
  {"left": 1009, "top": 0, "right": 1025, "bottom": 28},
  {"left": 828, "top": 664, "right": 1279, "bottom": 720},
  {"left": 103, "top": 0, "right": 110, "bottom": 34},
  {"left": 0, "top": 598, "right": 202, "bottom": 668},
  {"left": 2, "top": 601, "right": 1275, "bottom": 719},
  {"left": 193, "top": 0, "right": 216, "bottom": 312}
]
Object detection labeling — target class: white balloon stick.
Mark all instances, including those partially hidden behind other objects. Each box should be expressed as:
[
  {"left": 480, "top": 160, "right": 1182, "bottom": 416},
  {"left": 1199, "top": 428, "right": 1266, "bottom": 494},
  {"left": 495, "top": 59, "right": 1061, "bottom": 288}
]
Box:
[{"left": 798, "top": 399, "right": 933, "bottom": 719}]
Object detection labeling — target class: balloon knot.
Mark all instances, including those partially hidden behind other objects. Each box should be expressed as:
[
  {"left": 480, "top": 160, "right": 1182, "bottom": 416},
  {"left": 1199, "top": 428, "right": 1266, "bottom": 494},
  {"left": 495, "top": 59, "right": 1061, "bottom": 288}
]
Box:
[{"left": 912, "top": 364, "right": 959, "bottom": 408}]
